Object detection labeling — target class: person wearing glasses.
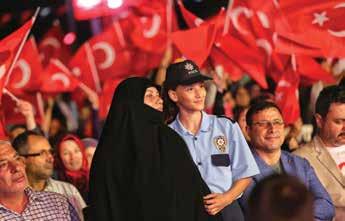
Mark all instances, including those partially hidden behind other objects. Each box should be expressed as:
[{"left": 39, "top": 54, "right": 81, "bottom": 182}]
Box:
[
  {"left": 238, "top": 101, "right": 334, "bottom": 221},
  {"left": 0, "top": 140, "right": 80, "bottom": 220},
  {"left": 163, "top": 60, "right": 259, "bottom": 221},
  {"left": 12, "top": 131, "right": 86, "bottom": 221}
]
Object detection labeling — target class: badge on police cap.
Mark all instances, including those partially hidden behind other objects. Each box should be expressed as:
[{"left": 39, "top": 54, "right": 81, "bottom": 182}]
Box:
[
  {"left": 184, "top": 62, "right": 198, "bottom": 74},
  {"left": 213, "top": 135, "right": 227, "bottom": 153}
]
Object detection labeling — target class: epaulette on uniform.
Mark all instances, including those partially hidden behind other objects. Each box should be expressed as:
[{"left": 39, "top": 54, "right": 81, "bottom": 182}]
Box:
[{"left": 217, "top": 115, "right": 236, "bottom": 124}]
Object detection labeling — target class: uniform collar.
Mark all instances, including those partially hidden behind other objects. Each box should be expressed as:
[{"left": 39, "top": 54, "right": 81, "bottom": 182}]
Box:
[{"left": 175, "top": 111, "right": 211, "bottom": 136}]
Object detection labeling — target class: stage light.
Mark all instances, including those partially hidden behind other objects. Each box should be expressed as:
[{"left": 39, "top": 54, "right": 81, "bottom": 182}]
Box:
[
  {"left": 76, "top": 0, "right": 102, "bottom": 9},
  {"left": 107, "top": 0, "right": 123, "bottom": 9},
  {"left": 63, "top": 32, "right": 76, "bottom": 45}
]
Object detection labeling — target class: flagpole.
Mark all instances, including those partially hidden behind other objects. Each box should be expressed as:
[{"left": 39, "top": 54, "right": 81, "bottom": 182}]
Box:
[
  {"left": 3, "top": 88, "right": 20, "bottom": 104},
  {"left": 291, "top": 54, "right": 297, "bottom": 72},
  {"left": 36, "top": 92, "right": 45, "bottom": 122},
  {"left": 223, "top": 0, "right": 233, "bottom": 36},
  {"left": 113, "top": 20, "right": 126, "bottom": 48},
  {"left": 85, "top": 43, "right": 102, "bottom": 93},
  {"left": 4, "top": 7, "right": 40, "bottom": 86},
  {"left": 166, "top": 0, "right": 173, "bottom": 46}
]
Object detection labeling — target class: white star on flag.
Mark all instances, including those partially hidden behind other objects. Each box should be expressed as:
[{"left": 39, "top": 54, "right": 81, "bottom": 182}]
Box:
[{"left": 312, "top": 11, "right": 329, "bottom": 27}]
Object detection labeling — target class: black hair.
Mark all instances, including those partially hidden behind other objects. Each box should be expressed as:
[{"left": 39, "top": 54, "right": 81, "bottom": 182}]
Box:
[
  {"left": 247, "top": 174, "right": 314, "bottom": 221},
  {"left": 250, "top": 93, "right": 275, "bottom": 106},
  {"left": 12, "top": 130, "right": 44, "bottom": 155},
  {"left": 8, "top": 124, "right": 26, "bottom": 133},
  {"left": 233, "top": 106, "right": 248, "bottom": 122},
  {"left": 315, "top": 85, "right": 345, "bottom": 118},
  {"left": 246, "top": 101, "right": 282, "bottom": 126},
  {"left": 162, "top": 82, "right": 179, "bottom": 123}
]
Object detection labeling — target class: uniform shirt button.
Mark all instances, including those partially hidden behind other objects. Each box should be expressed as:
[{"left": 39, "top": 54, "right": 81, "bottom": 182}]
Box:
[
  {"left": 197, "top": 162, "right": 202, "bottom": 166},
  {"left": 194, "top": 137, "right": 198, "bottom": 141}
]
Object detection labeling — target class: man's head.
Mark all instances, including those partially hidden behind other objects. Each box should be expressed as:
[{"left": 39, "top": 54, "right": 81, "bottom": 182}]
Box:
[
  {"left": 8, "top": 124, "right": 26, "bottom": 142},
  {"left": 0, "top": 140, "right": 27, "bottom": 196},
  {"left": 163, "top": 60, "right": 212, "bottom": 120},
  {"left": 246, "top": 101, "right": 285, "bottom": 152},
  {"left": 12, "top": 131, "right": 54, "bottom": 181},
  {"left": 247, "top": 174, "right": 313, "bottom": 221},
  {"left": 315, "top": 85, "right": 345, "bottom": 146}
]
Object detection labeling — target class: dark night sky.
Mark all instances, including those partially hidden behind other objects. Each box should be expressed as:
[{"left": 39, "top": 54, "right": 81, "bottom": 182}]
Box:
[{"left": 0, "top": 0, "right": 229, "bottom": 49}]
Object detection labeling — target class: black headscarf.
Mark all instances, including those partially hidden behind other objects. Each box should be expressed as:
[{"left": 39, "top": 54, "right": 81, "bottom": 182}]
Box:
[{"left": 87, "top": 77, "right": 222, "bottom": 221}]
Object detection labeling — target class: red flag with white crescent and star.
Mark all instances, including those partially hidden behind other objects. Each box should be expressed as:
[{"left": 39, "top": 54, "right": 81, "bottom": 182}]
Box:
[
  {"left": 275, "top": 0, "right": 345, "bottom": 57},
  {"left": 7, "top": 37, "right": 43, "bottom": 95},
  {"left": 41, "top": 59, "right": 80, "bottom": 93},
  {"left": 275, "top": 67, "right": 301, "bottom": 125},
  {"left": 87, "top": 26, "right": 132, "bottom": 81},
  {"left": 0, "top": 17, "right": 35, "bottom": 101},
  {"left": 69, "top": 42, "right": 102, "bottom": 93},
  {"left": 38, "top": 20, "right": 71, "bottom": 67}
]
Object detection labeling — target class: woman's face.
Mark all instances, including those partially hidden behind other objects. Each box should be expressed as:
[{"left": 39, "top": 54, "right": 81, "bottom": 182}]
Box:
[
  {"left": 60, "top": 140, "right": 83, "bottom": 171},
  {"left": 144, "top": 87, "right": 163, "bottom": 112},
  {"left": 235, "top": 87, "right": 250, "bottom": 107}
]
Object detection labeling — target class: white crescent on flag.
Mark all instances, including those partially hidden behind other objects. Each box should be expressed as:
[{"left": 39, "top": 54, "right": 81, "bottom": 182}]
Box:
[
  {"left": 256, "top": 39, "right": 272, "bottom": 56},
  {"left": 230, "top": 6, "right": 253, "bottom": 35},
  {"left": 92, "top": 42, "right": 116, "bottom": 69},
  {"left": 256, "top": 11, "right": 270, "bottom": 29},
  {"left": 13, "top": 59, "right": 31, "bottom": 89},
  {"left": 143, "top": 14, "right": 161, "bottom": 38},
  {"left": 41, "top": 37, "right": 61, "bottom": 49},
  {"left": 52, "top": 73, "right": 70, "bottom": 88}
]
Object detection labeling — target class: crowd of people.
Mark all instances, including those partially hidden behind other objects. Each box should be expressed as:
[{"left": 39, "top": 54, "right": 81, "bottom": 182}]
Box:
[{"left": 0, "top": 58, "right": 344, "bottom": 221}]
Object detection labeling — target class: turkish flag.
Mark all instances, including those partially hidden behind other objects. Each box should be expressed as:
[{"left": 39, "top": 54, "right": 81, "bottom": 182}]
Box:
[
  {"left": 177, "top": 0, "right": 204, "bottom": 28},
  {"left": 129, "top": 0, "right": 176, "bottom": 53},
  {"left": 210, "top": 48, "right": 244, "bottom": 81},
  {"left": 0, "top": 110, "right": 7, "bottom": 139},
  {"left": 230, "top": 0, "right": 284, "bottom": 71},
  {"left": 275, "top": 0, "right": 345, "bottom": 57},
  {"left": 274, "top": 34, "right": 324, "bottom": 56},
  {"left": 88, "top": 27, "right": 132, "bottom": 81},
  {"left": 69, "top": 43, "right": 102, "bottom": 93},
  {"left": 275, "top": 68, "right": 300, "bottom": 125},
  {"left": 130, "top": 49, "right": 162, "bottom": 76},
  {"left": 7, "top": 37, "right": 43, "bottom": 95},
  {"left": 0, "top": 120, "right": 7, "bottom": 140},
  {"left": 0, "top": 18, "right": 34, "bottom": 101},
  {"left": 41, "top": 59, "right": 80, "bottom": 93},
  {"left": 2, "top": 92, "right": 43, "bottom": 125},
  {"left": 172, "top": 23, "right": 218, "bottom": 67},
  {"left": 38, "top": 20, "right": 71, "bottom": 67},
  {"left": 215, "top": 34, "right": 267, "bottom": 88},
  {"left": 99, "top": 78, "right": 123, "bottom": 120},
  {"left": 296, "top": 56, "right": 336, "bottom": 85}
]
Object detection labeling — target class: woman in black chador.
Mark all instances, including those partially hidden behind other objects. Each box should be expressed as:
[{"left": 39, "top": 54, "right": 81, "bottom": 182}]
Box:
[{"left": 87, "top": 77, "right": 222, "bottom": 221}]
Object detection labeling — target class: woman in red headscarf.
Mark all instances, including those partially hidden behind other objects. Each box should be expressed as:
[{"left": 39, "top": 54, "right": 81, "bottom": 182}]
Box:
[{"left": 56, "top": 134, "right": 89, "bottom": 201}]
